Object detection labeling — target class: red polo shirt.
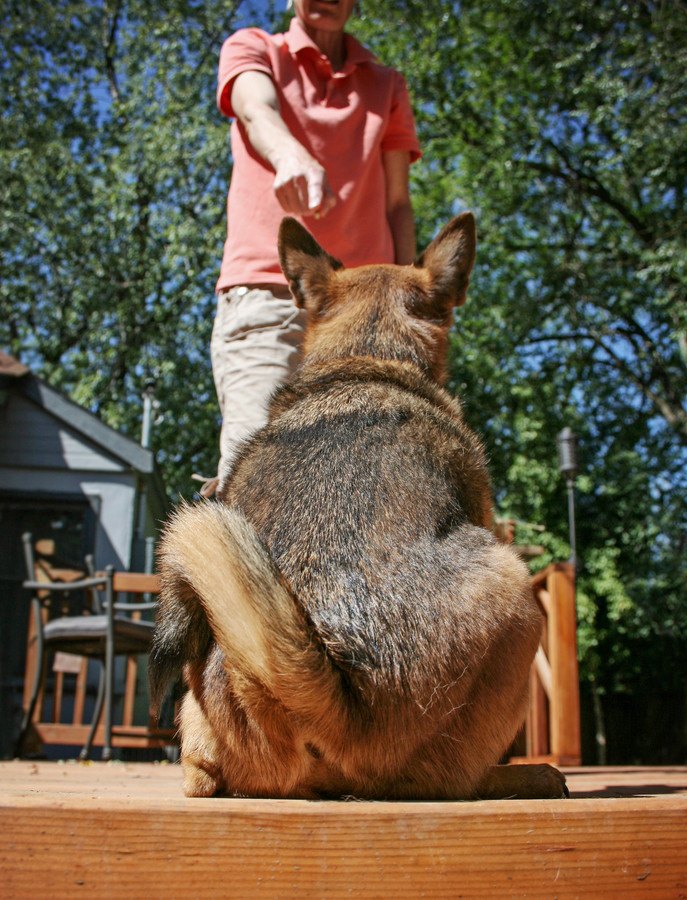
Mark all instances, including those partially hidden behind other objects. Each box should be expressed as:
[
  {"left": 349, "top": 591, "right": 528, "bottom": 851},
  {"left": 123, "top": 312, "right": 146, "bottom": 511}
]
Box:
[{"left": 216, "top": 17, "right": 421, "bottom": 291}]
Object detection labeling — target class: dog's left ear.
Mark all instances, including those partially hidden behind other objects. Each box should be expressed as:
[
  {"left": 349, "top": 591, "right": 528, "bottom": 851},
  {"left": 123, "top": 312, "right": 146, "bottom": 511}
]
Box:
[
  {"left": 278, "top": 217, "right": 343, "bottom": 313},
  {"left": 415, "top": 211, "right": 476, "bottom": 308}
]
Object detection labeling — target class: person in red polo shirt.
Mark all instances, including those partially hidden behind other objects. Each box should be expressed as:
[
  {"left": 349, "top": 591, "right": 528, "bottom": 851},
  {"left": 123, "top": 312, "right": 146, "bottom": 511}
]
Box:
[{"left": 203, "top": 0, "right": 421, "bottom": 496}]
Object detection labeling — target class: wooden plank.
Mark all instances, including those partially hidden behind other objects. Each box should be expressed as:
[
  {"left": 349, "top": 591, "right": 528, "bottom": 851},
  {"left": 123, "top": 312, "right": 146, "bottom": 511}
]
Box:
[
  {"left": 3, "top": 762, "right": 685, "bottom": 800},
  {"left": 561, "top": 766, "right": 687, "bottom": 797},
  {"left": 31, "top": 607, "right": 50, "bottom": 724},
  {"left": 22, "top": 605, "right": 39, "bottom": 713},
  {"left": 536, "top": 586, "right": 551, "bottom": 617},
  {"left": 52, "top": 670, "right": 64, "bottom": 724},
  {"left": 523, "top": 562, "right": 582, "bottom": 766},
  {"left": 32, "top": 723, "right": 176, "bottom": 748},
  {"left": 1, "top": 763, "right": 686, "bottom": 899},
  {"left": 526, "top": 664, "right": 549, "bottom": 757},
  {"left": 511, "top": 753, "right": 584, "bottom": 767},
  {"left": 533, "top": 645, "right": 552, "bottom": 700},
  {"left": 35, "top": 561, "right": 88, "bottom": 585},
  {"left": 72, "top": 658, "right": 89, "bottom": 725},
  {"left": 112, "top": 571, "right": 160, "bottom": 593},
  {"left": 123, "top": 656, "right": 138, "bottom": 728},
  {"left": 34, "top": 538, "right": 56, "bottom": 557},
  {"left": 530, "top": 566, "right": 551, "bottom": 589}
]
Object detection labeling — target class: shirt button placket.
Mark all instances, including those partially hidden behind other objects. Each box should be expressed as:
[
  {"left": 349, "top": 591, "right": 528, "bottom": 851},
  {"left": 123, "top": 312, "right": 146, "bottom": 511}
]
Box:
[{"left": 318, "top": 57, "right": 332, "bottom": 104}]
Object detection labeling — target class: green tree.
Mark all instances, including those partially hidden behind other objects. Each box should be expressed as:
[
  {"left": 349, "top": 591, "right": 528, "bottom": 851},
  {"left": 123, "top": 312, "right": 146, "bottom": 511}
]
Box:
[
  {"left": 1, "top": 0, "right": 282, "bottom": 493},
  {"left": 353, "top": 0, "right": 687, "bottom": 762},
  {"left": 2, "top": 0, "right": 686, "bottom": 762}
]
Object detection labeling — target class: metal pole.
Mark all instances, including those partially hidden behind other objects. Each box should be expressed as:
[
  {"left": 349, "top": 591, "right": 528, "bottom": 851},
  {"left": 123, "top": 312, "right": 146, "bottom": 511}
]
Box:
[
  {"left": 557, "top": 428, "right": 579, "bottom": 572},
  {"left": 566, "top": 475, "right": 577, "bottom": 570},
  {"left": 144, "top": 535, "right": 155, "bottom": 575},
  {"left": 141, "top": 381, "right": 156, "bottom": 449}
]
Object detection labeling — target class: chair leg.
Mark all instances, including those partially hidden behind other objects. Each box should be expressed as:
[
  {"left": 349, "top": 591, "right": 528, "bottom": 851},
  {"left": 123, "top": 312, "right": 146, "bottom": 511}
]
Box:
[
  {"left": 14, "top": 648, "right": 46, "bottom": 758},
  {"left": 79, "top": 664, "right": 106, "bottom": 761},
  {"left": 103, "top": 633, "right": 114, "bottom": 763}
]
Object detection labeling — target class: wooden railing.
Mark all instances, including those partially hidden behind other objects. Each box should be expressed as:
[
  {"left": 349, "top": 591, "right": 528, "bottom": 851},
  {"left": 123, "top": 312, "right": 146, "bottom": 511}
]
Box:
[{"left": 513, "top": 561, "right": 582, "bottom": 765}]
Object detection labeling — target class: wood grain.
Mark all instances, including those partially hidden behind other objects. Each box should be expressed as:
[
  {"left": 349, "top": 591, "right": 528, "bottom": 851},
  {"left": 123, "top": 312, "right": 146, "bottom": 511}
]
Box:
[
  {"left": 524, "top": 562, "right": 581, "bottom": 764},
  {"left": 1, "top": 763, "right": 686, "bottom": 898}
]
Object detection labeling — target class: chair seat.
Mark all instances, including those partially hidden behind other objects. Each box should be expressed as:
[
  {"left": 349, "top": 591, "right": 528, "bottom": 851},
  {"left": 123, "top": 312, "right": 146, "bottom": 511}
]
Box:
[{"left": 44, "top": 615, "right": 155, "bottom": 657}]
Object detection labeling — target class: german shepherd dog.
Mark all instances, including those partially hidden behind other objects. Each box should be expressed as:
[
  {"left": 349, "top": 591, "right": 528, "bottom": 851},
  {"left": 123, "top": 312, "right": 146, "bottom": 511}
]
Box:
[{"left": 150, "top": 213, "right": 567, "bottom": 801}]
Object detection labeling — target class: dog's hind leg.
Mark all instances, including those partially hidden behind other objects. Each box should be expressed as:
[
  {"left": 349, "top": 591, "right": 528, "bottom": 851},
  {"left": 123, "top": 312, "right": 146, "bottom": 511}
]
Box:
[
  {"left": 178, "top": 690, "right": 227, "bottom": 798},
  {"left": 378, "top": 526, "right": 553, "bottom": 800},
  {"left": 178, "top": 680, "right": 310, "bottom": 799},
  {"left": 183, "top": 642, "right": 331, "bottom": 799}
]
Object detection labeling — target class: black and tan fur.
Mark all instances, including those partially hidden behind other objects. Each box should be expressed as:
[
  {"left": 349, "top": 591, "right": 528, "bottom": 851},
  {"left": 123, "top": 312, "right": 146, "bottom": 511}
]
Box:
[{"left": 150, "top": 213, "right": 566, "bottom": 801}]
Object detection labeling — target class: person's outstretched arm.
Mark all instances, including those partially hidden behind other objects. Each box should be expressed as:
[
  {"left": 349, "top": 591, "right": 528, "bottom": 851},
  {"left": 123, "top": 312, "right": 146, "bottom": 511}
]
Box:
[{"left": 231, "top": 70, "right": 336, "bottom": 219}]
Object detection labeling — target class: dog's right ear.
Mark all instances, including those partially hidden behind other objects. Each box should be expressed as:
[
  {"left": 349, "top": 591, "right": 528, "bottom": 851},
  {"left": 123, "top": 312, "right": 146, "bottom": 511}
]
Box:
[
  {"left": 415, "top": 212, "right": 477, "bottom": 309},
  {"left": 278, "top": 217, "right": 343, "bottom": 313}
]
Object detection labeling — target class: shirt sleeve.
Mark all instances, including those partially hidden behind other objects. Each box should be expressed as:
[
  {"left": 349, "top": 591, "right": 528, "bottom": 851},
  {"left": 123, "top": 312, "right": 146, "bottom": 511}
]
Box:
[
  {"left": 217, "top": 28, "right": 274, "bottom": 118},
  {"left": 381, "top": 72, "right": 422, "bottom": 163}
]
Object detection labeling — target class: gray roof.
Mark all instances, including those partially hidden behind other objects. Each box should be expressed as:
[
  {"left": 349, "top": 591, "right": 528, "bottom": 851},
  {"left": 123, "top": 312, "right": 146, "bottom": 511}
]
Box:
[{"left": 1, "top": 351, "right": 156, "bottom": 476}]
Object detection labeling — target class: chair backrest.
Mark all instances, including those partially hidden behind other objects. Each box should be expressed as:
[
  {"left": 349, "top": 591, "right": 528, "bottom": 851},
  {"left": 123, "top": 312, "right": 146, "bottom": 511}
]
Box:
[
  {"left": 22, "top": 533, "right": 162, "bottom": 619},
  {"left": 23, "top": 532, "right": 88, "bottom": 582},
  {"left": 22, "top": 532, "right": 99, "bottom": 614},
  {"left": 108, "top": 570, "right": 161, "bottom": 620},
  {"left": 105, "top": 569, "right": 163, "bottom": 742},
  {"left": 112, "top": 571, "right": 161, "bottom": 596}
]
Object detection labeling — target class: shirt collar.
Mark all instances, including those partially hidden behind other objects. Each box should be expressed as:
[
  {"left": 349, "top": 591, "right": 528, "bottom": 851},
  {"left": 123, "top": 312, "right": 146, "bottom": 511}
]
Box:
[{"left": 285, "top": 16, "right": 377, "bottom": 71}]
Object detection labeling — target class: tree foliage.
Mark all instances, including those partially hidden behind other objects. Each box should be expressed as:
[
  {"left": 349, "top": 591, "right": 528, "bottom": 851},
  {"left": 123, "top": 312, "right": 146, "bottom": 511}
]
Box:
[
  {"left": 2, "top": 0, "right": 282, "bottom": 488},
  {"left": 353, "top": 0, "right": 687, "bottom": 762},
  {"left": 2, "top": 0, "right": 686, "bottom": 762}
]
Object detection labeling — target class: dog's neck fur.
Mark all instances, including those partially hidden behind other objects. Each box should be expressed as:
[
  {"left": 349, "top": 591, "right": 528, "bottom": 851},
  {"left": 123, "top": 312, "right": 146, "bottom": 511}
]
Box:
[{"left": 268, "top": 356, "right": 464, "bottom": 423}]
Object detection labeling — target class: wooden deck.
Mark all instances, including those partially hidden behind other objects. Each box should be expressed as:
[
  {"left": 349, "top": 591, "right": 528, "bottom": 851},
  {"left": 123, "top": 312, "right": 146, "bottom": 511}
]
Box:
[{"left": 2, "top": 762, "right": 686, "bottom": 897}]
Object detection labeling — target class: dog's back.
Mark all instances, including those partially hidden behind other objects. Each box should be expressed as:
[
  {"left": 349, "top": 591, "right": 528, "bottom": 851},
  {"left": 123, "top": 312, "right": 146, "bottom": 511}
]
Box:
[
  {"left": 151, "top": 214, "right": 561, "bottom": 801},
  {"left": 224, "top": 356, "right": 498, "bottom": 691}
]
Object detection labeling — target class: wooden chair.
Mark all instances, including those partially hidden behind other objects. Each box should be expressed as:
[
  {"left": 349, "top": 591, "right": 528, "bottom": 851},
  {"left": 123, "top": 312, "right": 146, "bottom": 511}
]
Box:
[{"left": 16, "top": 534, "right": 175, "bottom": 760}]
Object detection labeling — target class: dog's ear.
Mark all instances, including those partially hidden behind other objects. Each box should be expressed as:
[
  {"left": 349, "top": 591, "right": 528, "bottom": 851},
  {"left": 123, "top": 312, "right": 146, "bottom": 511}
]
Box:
[
  {"left": 415, "top": 212, "right": 476, "bottom": 309},
  {"left": 278, "top": 217, "right": 343, "bottom": 313}
]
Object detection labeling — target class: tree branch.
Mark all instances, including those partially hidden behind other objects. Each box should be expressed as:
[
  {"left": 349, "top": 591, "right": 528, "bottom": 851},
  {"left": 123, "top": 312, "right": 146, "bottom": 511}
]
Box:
[
  {"left": 524, "top": 141, "right": 655, "bottom": 248},
  {"left": 102, "top": 0, "right": 123, "bottom": 105},
  {"left": 591, "top": 332, "right": 686, "bottom": 439}
]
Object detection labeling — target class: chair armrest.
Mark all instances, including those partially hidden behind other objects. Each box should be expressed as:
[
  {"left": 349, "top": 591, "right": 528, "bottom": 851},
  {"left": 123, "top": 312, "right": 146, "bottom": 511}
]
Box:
[
  {"left": 23, "top": 575, "right": 109, "bottom": 592},
  {"left": 113, "top": 601, "right": 158, "bottom": 613}
]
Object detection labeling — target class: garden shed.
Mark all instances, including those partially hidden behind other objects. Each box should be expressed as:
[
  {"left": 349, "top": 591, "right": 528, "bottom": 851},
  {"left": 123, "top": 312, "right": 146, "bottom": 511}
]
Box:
[{"left": 0, "top": 352, "right": 167, "bottom": 757}]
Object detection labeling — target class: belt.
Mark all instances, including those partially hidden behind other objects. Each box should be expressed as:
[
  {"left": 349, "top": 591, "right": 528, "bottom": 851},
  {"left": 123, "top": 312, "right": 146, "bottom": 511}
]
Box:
[{"left": 219, "top": 284, "right": 293, "bottom": 299}]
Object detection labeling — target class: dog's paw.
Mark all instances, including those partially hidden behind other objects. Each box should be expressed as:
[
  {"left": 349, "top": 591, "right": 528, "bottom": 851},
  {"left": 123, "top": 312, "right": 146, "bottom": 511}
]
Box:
[
  {"left": 182, "top": 756, "right": 224, "bottom": 798},
  {"left": 475, "top": 763, "right": 569, "bottom": 800},
  {"left": 518, "top": 763, "right": 569, "bottom": 799}
]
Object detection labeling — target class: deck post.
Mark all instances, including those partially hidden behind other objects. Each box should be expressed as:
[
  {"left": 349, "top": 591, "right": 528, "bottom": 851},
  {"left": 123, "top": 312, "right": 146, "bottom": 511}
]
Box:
[{"left": 548, "top": 562, "right": 581, "bottom": 764}]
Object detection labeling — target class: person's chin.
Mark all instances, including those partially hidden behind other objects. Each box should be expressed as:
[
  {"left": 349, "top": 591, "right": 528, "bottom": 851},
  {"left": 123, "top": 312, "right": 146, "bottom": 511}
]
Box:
[{"left": 302, "top": 1, "right": 348, "bottom": 28}]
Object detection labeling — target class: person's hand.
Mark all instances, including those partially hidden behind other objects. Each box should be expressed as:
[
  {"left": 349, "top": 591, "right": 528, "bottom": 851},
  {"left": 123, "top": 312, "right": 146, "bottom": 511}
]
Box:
[{"left": 272, "top": 153, "right": 336, "bottom": 219}]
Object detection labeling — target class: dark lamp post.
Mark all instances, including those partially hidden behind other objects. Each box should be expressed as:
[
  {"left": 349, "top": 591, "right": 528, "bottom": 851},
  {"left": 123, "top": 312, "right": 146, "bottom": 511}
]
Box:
[
  {"left": 557, "top": 427, "right": 579, "bottom": 568},
  {"left": 141, "top": 379, "right": 158, "bottom": 449}
]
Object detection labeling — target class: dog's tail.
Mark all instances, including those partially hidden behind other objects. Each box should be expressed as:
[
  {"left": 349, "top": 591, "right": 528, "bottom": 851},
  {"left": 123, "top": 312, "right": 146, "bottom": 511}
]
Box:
[{"left": 149, "top": 501, "right": 343, "bottom": 730}]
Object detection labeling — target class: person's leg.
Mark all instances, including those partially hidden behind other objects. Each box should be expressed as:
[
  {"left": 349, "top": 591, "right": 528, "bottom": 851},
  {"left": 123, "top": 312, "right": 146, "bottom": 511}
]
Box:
[{"left": 210, "top": 285, "right": 307, "bottom": 493}]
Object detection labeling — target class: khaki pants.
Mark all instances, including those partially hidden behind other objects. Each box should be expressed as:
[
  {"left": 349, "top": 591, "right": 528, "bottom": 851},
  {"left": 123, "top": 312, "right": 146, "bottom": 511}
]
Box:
[{"left": 210, "top": 285, "right": 307, "bottom": 489}]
